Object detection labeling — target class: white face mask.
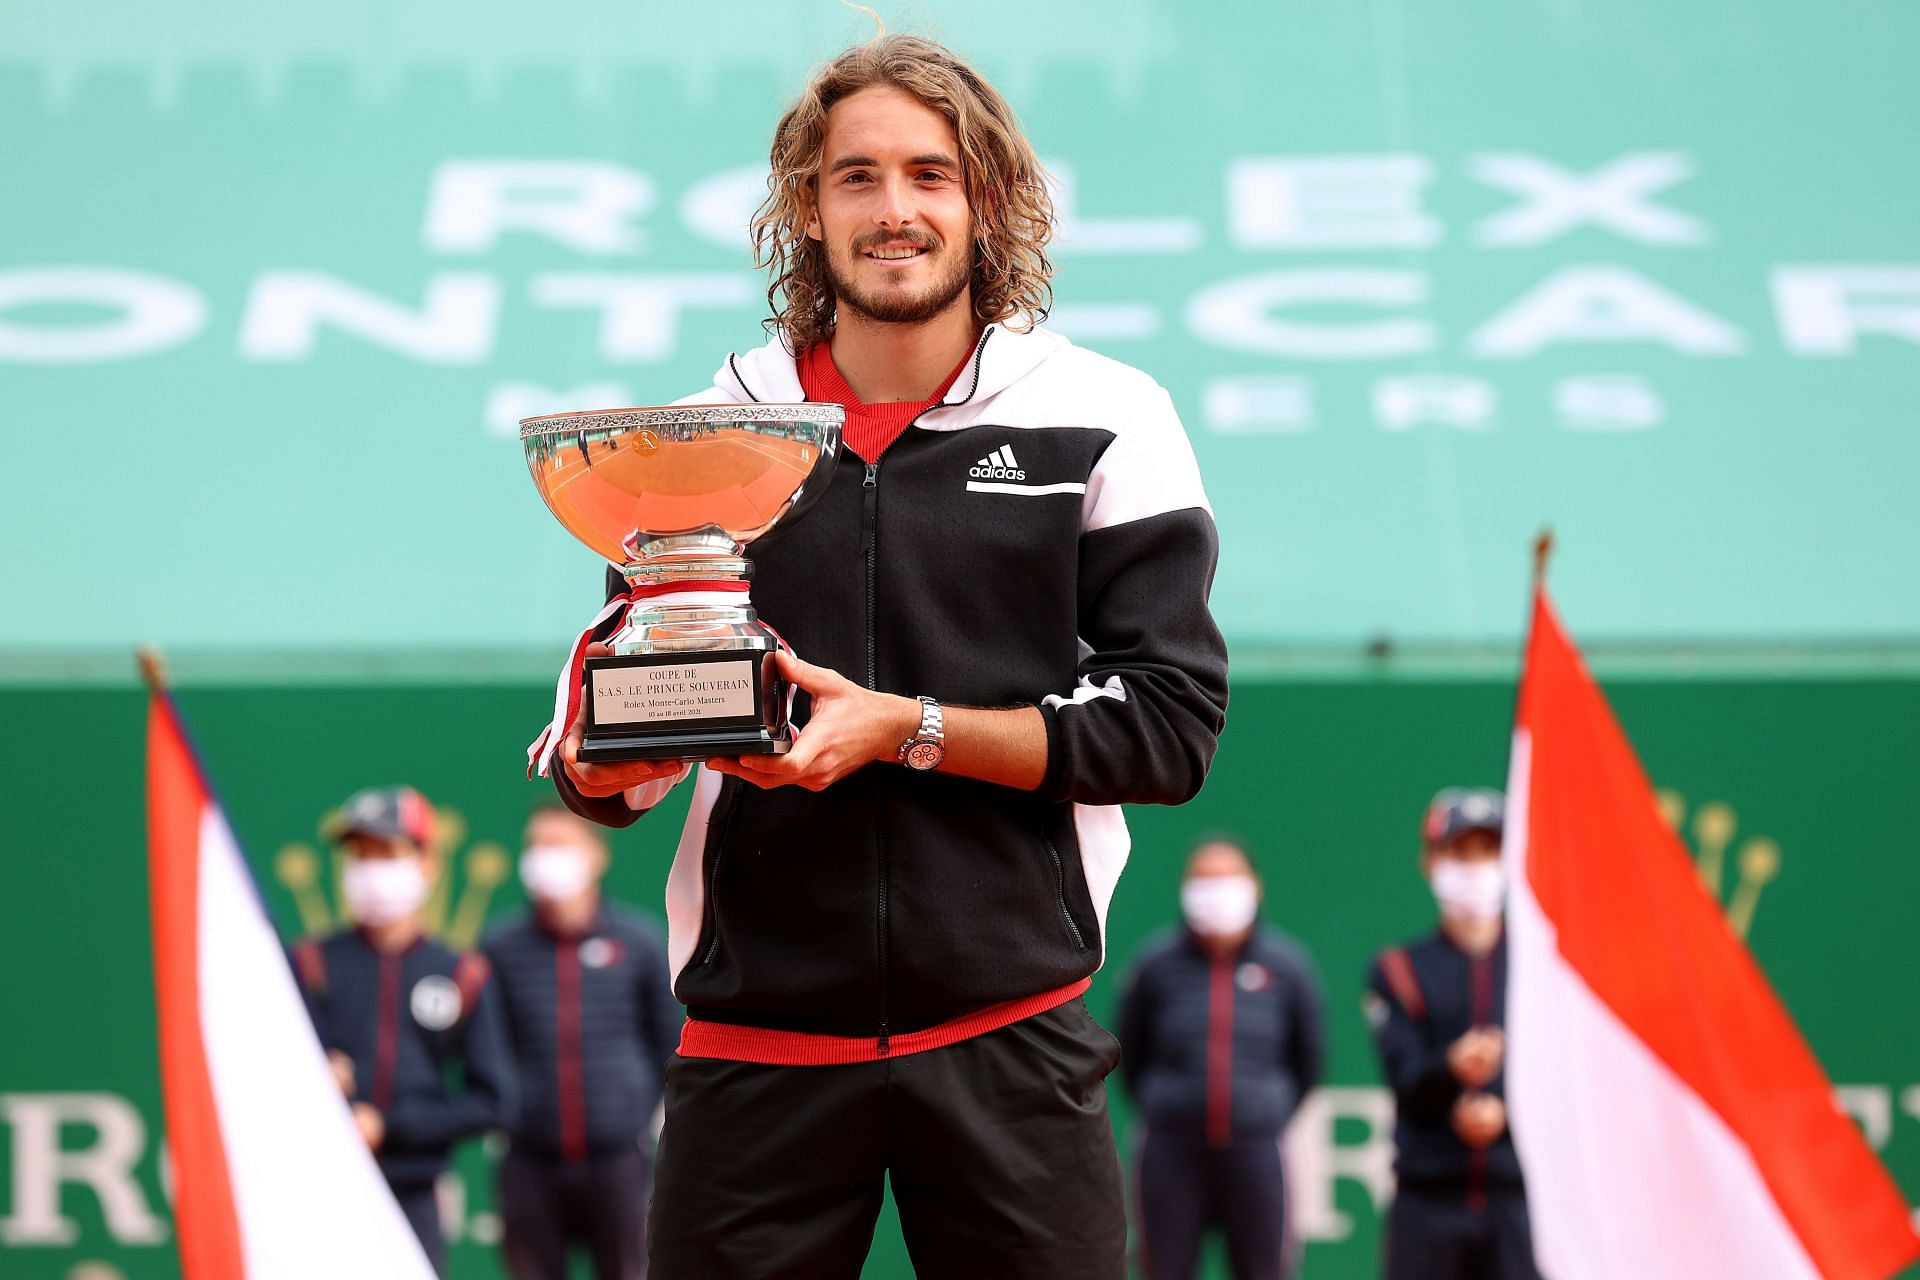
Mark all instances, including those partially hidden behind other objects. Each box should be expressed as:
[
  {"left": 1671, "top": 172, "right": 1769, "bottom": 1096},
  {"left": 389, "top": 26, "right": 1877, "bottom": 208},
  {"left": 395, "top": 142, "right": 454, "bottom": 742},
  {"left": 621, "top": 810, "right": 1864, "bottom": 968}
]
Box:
[
  {"left": 341, "top": 857, "right": 430, "bottom": 926},
  {"left": 519, "top": 844, "right": 596, "bottom": 904},
  {"left": 1430, "top": 858, "right": 1507, "bottom": 921},
  {"left": 1181, "top": 874, "right": 1259, "bottom": 937}
]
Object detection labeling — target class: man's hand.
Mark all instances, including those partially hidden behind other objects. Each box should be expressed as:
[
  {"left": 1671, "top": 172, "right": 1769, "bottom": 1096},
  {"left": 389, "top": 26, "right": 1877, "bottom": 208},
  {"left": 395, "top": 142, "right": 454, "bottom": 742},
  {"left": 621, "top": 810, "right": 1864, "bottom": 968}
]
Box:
[
  {"left": 1451, "top": 1092, "right": 1507, "bottom": 1148},
  {"left": 1447, "top": 1026, "right": 1505, "bottom": 1089},
  {"left": 351, "top": 1101, "right": 386, "bottom": 1152},
  {"left": 705, "top": 652, "right": 918, "bottom": 793},
  {"left": 327, "top": 1050, "right": 356, "bottom": 1097},
  {"left": 560, "top": 643, "right": 690, "bottom": 798}
]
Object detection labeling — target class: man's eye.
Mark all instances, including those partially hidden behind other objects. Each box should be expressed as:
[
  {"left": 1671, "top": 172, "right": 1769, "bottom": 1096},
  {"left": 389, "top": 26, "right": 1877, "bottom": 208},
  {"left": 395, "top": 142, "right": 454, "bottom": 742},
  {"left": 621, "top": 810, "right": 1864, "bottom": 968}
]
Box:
[{"left": 843, "top": 172, "right": 871, "bottom": 184}]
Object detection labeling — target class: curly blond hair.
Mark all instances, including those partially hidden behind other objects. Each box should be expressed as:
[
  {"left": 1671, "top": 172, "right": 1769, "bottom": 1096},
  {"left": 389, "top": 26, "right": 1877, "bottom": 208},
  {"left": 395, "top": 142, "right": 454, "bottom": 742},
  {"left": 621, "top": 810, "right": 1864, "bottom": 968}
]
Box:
[{"left": 751, "top": 35, "right": 1055, "bottom": 350}]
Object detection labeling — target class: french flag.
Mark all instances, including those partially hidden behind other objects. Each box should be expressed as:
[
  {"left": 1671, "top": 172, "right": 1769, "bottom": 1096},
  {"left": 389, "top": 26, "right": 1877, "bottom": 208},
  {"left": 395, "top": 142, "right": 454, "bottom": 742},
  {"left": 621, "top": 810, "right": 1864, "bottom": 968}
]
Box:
[
  {"left": 146, "top": 683, "right": 435, "bottom": 1278},
  {"left": 1504, "top": 587, "right": 1920, "bottom": 1278}
]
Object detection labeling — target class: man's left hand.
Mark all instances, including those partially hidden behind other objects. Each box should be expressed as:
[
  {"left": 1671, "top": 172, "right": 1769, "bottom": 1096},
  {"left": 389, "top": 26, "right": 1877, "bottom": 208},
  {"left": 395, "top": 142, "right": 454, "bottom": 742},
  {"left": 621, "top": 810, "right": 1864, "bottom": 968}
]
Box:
[
  {"left": 1451, "top": 1092, "right": 1507, "bottom": 1148},
  {"left": 705, "top": 651, "right": 918, "bottom": 792}
]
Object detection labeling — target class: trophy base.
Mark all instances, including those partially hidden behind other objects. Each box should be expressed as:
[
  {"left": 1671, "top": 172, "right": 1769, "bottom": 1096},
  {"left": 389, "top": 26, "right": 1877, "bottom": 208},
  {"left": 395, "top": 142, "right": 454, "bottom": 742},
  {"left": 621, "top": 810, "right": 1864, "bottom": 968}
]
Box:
[
  {"left": 579, "top": 647, "right": 790, "bottom": 764},
  {"left": 577, "top": 725, "right": 794, "bottom": 763}
]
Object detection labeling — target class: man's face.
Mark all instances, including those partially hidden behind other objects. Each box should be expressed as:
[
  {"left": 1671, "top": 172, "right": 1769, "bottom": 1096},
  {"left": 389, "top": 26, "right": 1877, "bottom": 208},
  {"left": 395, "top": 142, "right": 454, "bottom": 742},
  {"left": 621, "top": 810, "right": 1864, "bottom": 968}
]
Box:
[
  {"left": 806, "top": 85, "right": 974, "bottom": 328},
  {"left": 339, "top": 832, "right": 436, "bottom": 926},
  {"left": 1180, "top": 842, "right": 1262, "bottom": 938},
  {"left": 1186, "top": 842, "right": 1257, "bottom": 888},
  {"left": 522, "top": 810, "right": 609, "bottom": 884}
]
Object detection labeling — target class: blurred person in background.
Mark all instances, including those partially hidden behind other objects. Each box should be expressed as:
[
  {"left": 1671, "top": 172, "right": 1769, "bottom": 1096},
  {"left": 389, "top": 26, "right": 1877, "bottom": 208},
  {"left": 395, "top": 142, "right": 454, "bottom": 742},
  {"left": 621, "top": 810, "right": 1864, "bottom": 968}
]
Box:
[
  {"left": 291, "top": 785, "right": 516, "bottom": 1275},
  {"left": 483, "top": 803, "right": 682, "bottom": 1280},
  {"left": 1363, "top": 788, "right": 1538, "bottom": 1280},
  {"left": 1118, "top": 836, "right": 1327, "bottom": 1280}
]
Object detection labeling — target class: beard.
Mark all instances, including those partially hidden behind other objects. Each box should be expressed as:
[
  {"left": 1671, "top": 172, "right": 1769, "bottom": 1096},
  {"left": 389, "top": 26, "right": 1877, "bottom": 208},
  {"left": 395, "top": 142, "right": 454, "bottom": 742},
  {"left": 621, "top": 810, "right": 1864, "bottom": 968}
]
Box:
[{"left": 825, "top": 231, "right": 972, "bottom": 327}]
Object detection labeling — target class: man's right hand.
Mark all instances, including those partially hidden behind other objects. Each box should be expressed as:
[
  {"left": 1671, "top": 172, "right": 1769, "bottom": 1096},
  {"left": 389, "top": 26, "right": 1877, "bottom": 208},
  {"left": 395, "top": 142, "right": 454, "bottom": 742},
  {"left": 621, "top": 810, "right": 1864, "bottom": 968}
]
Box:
[
  {"left": 559, "top": 644, "right": 690, "bottom": 799},
  {"left": 327, "top": 1050, "right": 356, "bottom": 1097},
  {"left": 1447, "top": 1026, "right": 1505, "bottom": 1088},
  {"left": 351, "top": 1101, "right": 386, "bottom": 1152}
]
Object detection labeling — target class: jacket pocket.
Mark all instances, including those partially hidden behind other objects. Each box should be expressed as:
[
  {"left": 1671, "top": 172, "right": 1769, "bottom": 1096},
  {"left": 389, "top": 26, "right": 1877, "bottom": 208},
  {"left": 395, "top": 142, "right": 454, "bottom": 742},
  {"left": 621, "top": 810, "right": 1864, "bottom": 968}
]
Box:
[{"left": 1040, "top": 827, "right": 1088, "bottom": 950}]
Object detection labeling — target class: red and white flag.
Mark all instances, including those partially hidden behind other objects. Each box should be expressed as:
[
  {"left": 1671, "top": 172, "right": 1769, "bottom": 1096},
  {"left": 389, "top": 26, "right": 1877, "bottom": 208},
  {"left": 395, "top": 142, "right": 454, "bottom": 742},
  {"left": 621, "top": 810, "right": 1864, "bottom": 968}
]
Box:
[
  {"left": 1504, "top": 588, "right": 1920, "bottom": 1279},
  {"left": 146, "top": 688, "right": 436, "bottom": 1279}
]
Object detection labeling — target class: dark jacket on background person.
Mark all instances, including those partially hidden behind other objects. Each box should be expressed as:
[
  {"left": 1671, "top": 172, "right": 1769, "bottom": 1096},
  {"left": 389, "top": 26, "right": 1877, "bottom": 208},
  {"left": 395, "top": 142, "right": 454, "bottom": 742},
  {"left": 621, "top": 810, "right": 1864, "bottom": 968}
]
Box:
[
  {"left": 1119, "top": 924, "right": 1326, "bottom": 1141},
  {"left": 1364, "top": 928, "right": 1524, "bottom": 1192},
  {"left": 553, "top": 323, "right": 1231, "bottom": 1047},
  {"left": 292, "top": 929, "right": 516, "bottom": 1187},
  {"left": 482, "top": 906, "right": 682, "bottom": 1159}
]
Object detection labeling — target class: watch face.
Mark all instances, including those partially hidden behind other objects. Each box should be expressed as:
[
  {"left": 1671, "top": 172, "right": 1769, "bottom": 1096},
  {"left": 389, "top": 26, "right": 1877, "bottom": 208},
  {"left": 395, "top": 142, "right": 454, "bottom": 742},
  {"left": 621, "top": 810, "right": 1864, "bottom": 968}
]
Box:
[{"left": 905, "top": 740, "right": 944, "bottom": 771}]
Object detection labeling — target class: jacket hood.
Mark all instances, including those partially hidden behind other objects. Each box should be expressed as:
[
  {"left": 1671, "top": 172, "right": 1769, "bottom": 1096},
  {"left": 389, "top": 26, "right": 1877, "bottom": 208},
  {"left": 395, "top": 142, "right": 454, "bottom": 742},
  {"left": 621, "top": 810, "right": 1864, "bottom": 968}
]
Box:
[{"left": 710, "top": 319, "right": 1071, "bottom": 414}]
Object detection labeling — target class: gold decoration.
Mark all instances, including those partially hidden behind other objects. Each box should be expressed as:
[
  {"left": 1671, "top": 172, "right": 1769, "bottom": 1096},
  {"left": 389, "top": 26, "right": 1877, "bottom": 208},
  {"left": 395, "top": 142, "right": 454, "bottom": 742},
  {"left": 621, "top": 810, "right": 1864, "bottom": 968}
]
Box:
[
  {"left": 446, "top": 842, "right": 512, "bottom": 949},
  {"left": 1662, "top": 790, "right": 1781, "bottom": 940},
  {"left": 272, "top": 806, "right": 510, "bottom": 949},
  {"left": 1726, "top": 838, "right": 1781, "bottom": 938},
  {"left": 1691, "top": 802, "right": 1736, "bottom": 898},
  {"left": 272, "top": 843, "right": 334, "bottom": 936}
]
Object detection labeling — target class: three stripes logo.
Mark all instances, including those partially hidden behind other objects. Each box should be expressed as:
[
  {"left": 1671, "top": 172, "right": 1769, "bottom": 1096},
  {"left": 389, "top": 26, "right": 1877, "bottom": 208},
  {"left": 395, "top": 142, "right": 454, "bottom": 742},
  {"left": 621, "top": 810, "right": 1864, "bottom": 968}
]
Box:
[{"left": 969, "top": 445, "right": 1026, "bottom": 481}]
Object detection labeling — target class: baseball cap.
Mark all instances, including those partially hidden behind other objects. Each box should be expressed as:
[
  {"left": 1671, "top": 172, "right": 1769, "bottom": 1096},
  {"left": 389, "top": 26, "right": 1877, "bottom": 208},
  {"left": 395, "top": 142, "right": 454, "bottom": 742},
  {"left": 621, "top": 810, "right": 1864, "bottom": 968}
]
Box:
[
  {"left": 1422, "top": 787, "right": 1505, "bottom": 847},
  {"left": 326, "top": 785, "right": 436, "bottom": 849}
]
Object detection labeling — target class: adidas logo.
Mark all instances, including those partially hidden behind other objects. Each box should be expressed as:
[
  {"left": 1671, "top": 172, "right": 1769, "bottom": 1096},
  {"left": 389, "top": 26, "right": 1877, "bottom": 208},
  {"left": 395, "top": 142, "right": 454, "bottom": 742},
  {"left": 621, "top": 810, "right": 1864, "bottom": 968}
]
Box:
[{"left": 968, "top": 444, "right": 1026, "bottom": 481}]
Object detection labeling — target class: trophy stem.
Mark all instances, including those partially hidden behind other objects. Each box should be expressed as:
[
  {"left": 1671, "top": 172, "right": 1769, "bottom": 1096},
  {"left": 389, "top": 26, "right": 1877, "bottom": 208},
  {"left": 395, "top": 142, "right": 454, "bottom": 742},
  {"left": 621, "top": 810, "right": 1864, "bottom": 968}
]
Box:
[
  {"left": 619, "top": 529, "right": 749, "bottom": 591},
  {"left": 608, "top": 527, "right": 772, "bottom": 658}
]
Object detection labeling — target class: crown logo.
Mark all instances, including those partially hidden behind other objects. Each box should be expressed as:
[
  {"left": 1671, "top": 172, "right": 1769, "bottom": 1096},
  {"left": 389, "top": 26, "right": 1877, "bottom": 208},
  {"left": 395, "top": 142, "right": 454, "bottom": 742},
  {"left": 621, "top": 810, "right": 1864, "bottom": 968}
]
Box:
[
  {"left": 1656, "top": 790, "right": 1781, "bottom": 940},
  {"left": 272, "top": 806, "right": 510, "bottom": 949}
]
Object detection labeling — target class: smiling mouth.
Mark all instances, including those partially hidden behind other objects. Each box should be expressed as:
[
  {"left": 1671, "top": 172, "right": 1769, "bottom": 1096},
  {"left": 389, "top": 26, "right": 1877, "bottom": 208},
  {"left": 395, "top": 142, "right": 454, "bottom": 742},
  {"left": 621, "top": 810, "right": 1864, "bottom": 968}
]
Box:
[{"left": 864, "top": 246, "right": 930, "bottom": 261}]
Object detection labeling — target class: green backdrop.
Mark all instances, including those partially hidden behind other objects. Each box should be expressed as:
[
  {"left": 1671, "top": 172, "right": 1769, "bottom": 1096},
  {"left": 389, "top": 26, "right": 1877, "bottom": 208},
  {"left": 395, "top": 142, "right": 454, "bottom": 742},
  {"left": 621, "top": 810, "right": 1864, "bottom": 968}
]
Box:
[{"left": 1, "top": 670, "right": 1914, "bottom": 1278}]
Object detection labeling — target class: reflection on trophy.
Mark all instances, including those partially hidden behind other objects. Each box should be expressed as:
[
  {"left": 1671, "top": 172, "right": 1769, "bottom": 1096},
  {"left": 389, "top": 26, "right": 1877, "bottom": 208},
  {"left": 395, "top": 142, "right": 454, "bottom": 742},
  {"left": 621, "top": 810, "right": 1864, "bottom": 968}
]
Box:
[{"left": 521, "top": 403, "right": 844, "bottom": 763}]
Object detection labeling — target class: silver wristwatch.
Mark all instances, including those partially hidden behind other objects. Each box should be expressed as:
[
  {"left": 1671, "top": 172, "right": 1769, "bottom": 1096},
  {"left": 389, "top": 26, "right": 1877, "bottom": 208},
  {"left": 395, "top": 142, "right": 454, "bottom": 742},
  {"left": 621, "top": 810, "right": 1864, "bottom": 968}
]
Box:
[{"left": 897, "top": 696, "right": 946, "bottom": 771}]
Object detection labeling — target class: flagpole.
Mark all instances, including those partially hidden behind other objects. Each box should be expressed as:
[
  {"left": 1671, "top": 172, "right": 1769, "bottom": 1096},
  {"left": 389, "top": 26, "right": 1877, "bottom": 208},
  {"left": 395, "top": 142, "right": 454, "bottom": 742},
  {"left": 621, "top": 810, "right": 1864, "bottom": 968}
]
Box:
[
  {"left": 137, "top": 645, "right": 171, "bottom": 693},
  {"left": 1532, "top": 527, "right": 1554, "bottom": 590}
]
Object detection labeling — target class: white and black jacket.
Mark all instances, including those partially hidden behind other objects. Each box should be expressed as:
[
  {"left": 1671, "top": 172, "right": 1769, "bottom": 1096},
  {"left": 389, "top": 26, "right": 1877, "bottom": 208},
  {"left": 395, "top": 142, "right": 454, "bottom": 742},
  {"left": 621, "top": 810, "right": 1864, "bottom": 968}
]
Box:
[{"left": 555, "top": 321, "right": 1229, "bottom": 1041}]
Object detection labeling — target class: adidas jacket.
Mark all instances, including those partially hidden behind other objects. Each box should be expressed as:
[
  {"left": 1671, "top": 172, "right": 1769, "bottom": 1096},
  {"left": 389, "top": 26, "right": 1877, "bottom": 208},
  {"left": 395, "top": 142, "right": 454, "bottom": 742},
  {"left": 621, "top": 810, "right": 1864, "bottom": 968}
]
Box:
[{"left": 555, "top": 321, "right": 1230, "bottom": 1042}]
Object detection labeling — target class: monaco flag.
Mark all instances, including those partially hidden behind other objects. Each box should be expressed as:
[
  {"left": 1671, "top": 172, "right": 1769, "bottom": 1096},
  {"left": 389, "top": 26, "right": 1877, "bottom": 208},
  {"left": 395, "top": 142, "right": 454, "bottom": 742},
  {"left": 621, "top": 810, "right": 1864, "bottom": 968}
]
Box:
[
  {"left": 146, "top": 685, "right": 435, "bottom": 1279},
  {"left": 1504, "top": 588, "right": 1920, "bottom": 1279}
]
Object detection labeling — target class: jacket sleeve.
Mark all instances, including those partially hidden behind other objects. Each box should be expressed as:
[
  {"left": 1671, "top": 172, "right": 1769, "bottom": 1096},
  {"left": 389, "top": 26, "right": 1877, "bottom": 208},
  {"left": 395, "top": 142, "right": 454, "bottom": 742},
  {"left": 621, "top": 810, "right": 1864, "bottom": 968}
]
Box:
[
  {"left": 288, "top": 940, "right": 334, "bottom": 1053},
  {"left": 382, "top": 965, "right": 518, "bottom": 1148},
  {"left": 550, "top": 565, "right": 692, "bottom": 828},
  {"left": 636, "top": 926, "right": 684, "bottom": 1076},
  {"left": 1115, "top": 956, "right": 1158, "bottom": 1103},
  {"left": 1364, "top": 959, "right": 1460, "bottom": 1121},
  {"left": 1036, "top": 388, "right": 1229, "bottom": 807},
  {"left": 1283, "top": 948, "right": 1329, "bottom": 1104}
]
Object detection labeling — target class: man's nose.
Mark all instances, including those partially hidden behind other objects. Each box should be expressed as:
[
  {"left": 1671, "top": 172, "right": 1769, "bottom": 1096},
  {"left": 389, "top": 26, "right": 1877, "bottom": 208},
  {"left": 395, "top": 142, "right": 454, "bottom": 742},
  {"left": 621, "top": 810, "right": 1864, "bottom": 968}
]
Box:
[{"left": 873, "top": 174, "right": 916, "bottom": 229}]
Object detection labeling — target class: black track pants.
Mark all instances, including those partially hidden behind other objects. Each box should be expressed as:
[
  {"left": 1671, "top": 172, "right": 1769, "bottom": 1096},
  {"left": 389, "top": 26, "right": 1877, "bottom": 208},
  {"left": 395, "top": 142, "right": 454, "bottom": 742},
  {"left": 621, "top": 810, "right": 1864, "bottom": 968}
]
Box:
[
  {"left": 648, "top": 999, "right": 1128, "bottom": 1279},
  {"left": 498, "top": 1143, "right": 651, "bottom": 1279},
  {"left": 1134, "top": 1125, "right": 1291, "bottom": 1280},
  {"left": 391, "top": 1182, "right": 445, "bottom": 1276},
  {"left": 1383, "top": 1187, "right": 1540, "bottom": 1280}
]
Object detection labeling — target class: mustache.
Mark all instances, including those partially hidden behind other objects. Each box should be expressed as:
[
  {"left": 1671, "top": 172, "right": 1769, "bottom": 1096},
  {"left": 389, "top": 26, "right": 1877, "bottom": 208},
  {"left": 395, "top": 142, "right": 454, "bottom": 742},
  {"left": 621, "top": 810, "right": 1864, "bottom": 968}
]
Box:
[{"left": 852, "top": 229, "right": 941, "bottom": 254}]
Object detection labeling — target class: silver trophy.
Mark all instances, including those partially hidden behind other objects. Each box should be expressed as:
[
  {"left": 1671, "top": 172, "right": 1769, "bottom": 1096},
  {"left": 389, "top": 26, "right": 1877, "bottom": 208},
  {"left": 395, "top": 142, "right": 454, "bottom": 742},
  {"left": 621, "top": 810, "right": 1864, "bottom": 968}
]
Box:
[{"left": 521, "top": 403, "right": 844, "bottom": 762}]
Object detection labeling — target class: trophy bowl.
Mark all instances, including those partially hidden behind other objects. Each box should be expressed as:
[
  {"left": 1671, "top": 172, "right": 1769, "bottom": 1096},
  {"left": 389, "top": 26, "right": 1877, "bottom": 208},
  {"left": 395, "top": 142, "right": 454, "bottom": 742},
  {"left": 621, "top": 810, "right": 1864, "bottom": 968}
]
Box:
[{"left": 521, "top": 403, "right": 844, "bottom": 762}]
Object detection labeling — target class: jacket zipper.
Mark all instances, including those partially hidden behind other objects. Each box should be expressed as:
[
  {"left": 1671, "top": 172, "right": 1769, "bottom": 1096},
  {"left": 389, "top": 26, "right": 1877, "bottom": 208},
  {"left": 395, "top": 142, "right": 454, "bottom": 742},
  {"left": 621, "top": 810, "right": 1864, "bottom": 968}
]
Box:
[
  {"left": 700, "top": 788, "right": 743, "bottom": 967},
  {"left": 864, "top": 460, "right": 889, "bottom": 1053},
  {"left": 1467, "top": 948, "right": 1494, "bottom": 1210},
  {"left": 862, "top": 329, "right": 989, "bottom": 1058},
  {"left": 1040, "top": 831, "right": 1086, "bottom": 949},
  {"left": 1205, "top": 952, "right": 1235, "bottom": 1148}
]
